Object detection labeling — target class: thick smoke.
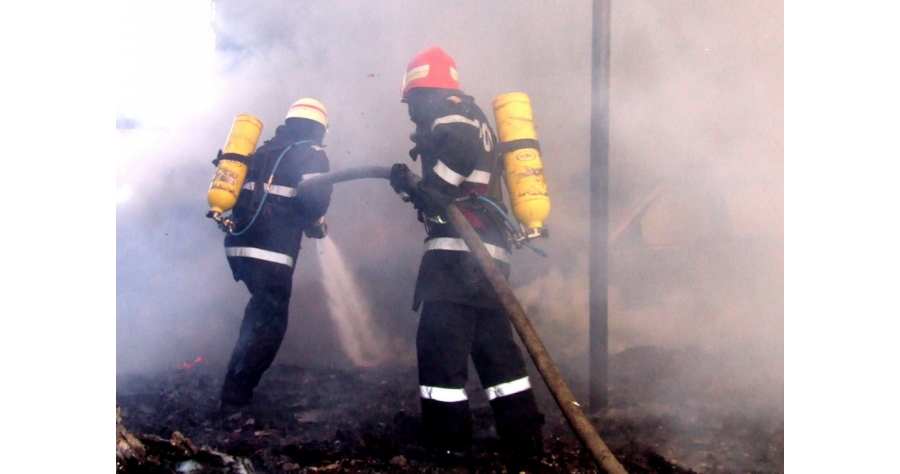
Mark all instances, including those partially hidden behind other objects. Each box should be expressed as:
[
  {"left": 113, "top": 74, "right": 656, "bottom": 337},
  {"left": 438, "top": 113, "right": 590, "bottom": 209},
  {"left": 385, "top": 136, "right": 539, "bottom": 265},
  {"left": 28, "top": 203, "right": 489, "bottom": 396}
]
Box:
[{"left": 117, "top": 0, "right": 782, "bottom": 415}]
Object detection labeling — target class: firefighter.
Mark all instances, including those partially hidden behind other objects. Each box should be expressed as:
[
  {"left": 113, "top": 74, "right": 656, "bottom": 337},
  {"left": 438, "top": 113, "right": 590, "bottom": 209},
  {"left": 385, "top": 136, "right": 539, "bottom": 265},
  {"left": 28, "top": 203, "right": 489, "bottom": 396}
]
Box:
[
  {"left": 220, "top": 98, "right": 332, "bottom": 409},
  {"left": 389, "top": 46, "right": 545, "bottom": 463}
]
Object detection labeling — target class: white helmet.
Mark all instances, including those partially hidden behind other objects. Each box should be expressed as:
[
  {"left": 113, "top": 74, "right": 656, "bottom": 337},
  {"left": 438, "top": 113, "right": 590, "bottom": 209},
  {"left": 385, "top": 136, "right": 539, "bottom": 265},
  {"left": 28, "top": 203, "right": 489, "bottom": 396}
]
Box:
[{"left": 286, "top": 98, "right": 328, "bottom": 129}]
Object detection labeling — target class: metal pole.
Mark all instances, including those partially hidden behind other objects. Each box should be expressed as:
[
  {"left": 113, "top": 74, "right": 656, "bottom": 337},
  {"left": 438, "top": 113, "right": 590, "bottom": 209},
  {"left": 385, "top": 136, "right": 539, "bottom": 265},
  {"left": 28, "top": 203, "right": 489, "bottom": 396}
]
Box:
[{"left": 589, "top": 0, "right": 611, "bottom": 411}]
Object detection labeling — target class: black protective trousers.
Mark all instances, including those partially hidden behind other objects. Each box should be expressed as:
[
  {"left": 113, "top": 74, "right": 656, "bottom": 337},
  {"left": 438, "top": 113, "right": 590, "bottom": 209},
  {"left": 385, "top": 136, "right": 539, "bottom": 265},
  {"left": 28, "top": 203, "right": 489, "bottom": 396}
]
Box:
[
  {"left": 221, "top": 259, "right": 293, "bottom": 405},
  {"left": 416, "top": 300, "right": 544, "bottom": 454}
]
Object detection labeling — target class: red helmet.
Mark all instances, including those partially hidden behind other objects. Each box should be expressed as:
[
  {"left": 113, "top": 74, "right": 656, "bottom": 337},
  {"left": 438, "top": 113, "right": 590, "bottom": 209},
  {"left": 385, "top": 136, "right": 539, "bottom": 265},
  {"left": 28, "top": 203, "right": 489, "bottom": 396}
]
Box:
[{"left": 401, "top": 46, "right": 459, "bottom": 99}]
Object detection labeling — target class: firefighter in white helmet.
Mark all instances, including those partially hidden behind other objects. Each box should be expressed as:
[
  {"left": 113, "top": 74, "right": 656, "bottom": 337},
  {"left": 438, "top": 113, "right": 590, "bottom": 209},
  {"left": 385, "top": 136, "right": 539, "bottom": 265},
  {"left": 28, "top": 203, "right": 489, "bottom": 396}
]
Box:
[
  {"left": 389, "top": 47, "right": 545, "bottom": 467},
  {"left": 220, "top": 98, "right": 332, "bottom": 409}
]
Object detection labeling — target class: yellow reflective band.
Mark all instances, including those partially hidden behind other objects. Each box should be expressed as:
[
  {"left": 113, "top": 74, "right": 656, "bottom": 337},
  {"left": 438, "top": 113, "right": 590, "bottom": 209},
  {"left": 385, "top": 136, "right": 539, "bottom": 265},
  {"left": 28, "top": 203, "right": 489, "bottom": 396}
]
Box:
[
  {"left": 485, "top": 376, "right": 531, "bottom": 401},
  {"left": 225, "top": 247, "right": 294, "bottom": 267},
  {"left": 425, "top": 237, "right": 510, "bottom": 263},
  {"left": 420, "top": 385, "right": 468, "bottom": 402}
]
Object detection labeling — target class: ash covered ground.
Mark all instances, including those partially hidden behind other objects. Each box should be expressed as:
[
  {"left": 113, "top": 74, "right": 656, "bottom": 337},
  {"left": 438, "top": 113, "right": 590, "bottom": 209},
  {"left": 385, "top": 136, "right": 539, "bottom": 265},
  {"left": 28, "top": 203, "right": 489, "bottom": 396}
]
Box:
[{"left": 116, "top": 346, "right": 783, "bottom": 473}]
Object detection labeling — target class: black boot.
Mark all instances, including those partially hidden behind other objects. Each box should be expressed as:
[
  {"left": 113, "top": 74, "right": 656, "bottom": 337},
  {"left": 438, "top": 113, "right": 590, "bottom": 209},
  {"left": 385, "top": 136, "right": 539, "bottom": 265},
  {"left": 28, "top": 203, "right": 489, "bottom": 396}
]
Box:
[
  {"left": 491, "top": 392, "right": 545, "bottom": 458},
  {"left": 220, "top": 373, "right": 253, "bottom": 411}
]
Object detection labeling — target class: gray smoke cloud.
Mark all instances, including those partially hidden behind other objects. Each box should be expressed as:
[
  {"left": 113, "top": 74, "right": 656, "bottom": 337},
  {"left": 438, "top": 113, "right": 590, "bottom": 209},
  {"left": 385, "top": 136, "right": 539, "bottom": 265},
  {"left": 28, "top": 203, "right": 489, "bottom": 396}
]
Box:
[{"left": 117, "top": 0, "right": 782, "bottom": 413}]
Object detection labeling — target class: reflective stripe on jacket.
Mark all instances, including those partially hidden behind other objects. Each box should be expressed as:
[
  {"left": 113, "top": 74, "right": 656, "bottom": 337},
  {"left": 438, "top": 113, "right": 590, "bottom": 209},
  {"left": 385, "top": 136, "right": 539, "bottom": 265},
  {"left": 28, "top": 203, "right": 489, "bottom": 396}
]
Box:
[
  {"left": 425, "top": 237, "right": 510, "bottom": 263},
  {"left": 225, "top": 246, "right": 294, "bottom": 268}
]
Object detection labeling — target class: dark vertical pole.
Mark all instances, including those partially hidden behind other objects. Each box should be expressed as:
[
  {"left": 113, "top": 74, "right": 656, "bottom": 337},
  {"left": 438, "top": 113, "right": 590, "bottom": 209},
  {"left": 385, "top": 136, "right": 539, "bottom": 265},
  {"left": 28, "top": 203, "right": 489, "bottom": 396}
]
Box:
[{"left": 589, "top": 0, "right": 611, "bottom": 411}]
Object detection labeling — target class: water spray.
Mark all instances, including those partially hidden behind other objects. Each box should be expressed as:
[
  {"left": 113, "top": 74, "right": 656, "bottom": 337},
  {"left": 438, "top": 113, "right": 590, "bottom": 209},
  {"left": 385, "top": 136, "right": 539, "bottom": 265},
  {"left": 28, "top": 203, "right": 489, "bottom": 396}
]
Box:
[{"left": 315, "top": 234, "right": 388, "bottom": 367}]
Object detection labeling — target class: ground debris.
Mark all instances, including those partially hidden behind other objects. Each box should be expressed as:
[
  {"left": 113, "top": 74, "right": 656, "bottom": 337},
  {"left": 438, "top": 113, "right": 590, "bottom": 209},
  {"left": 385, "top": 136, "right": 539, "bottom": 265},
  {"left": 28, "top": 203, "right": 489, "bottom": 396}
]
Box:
[
  {"left": 117, "top": 347, "right": 783, "bottom": 473},
  {"left": 117, "top": 403, "right": 256, "bottom": 473}
]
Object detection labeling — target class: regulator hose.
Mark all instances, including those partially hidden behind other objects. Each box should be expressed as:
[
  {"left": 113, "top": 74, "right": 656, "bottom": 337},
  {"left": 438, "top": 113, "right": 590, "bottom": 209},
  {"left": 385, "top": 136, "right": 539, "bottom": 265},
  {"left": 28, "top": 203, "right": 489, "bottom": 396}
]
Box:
[{"left": 474, "top": 195, "right": 547, "bottom": 257}]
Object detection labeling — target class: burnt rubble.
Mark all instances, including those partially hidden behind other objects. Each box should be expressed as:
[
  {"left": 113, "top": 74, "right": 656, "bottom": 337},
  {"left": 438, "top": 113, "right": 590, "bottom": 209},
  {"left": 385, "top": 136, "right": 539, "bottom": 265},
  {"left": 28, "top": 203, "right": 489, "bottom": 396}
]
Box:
[{"left": 116, "top": 346, "right": 783, "bottom": 473}]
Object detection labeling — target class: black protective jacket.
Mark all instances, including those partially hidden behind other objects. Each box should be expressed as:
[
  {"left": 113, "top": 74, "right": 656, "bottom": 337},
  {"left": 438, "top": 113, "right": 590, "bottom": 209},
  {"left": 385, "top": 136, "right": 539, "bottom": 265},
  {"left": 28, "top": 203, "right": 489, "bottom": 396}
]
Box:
[
  {"left": 406, "top": 89, "right": 511, "bottom": 311},
  {"left": 224, "top": 120, "right": 332, "bottom": 278}
]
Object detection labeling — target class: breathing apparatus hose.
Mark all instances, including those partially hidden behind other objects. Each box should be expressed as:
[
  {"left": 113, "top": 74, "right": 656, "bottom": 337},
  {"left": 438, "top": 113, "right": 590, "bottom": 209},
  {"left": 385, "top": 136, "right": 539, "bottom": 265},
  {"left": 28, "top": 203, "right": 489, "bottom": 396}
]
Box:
[
  {"left": 296, "top": 165, "right": 627, "bottom": 474},
  {"left": 474, "top": 195, "right": 547, "bottom": 257},
  {"left": 226, "top": 140, "right": 313, "bottom": 236}
]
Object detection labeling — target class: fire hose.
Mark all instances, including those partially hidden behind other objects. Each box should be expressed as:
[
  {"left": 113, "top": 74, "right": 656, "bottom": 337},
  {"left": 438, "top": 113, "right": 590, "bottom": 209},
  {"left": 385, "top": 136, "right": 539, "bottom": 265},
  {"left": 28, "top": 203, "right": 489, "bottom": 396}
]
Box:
[{"left": 296, "top": 166, "right": 628, "bottom": 474}]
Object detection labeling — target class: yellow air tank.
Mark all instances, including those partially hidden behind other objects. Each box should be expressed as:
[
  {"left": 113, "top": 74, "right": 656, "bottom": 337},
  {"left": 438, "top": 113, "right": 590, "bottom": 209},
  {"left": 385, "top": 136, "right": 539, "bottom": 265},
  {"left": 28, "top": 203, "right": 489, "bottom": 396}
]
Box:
[
  {"left": 207, "top": 114, "right": 263, "bottom": 222},
  {"left": 492, "top": 92, "right": 550, "bottom": 237}
]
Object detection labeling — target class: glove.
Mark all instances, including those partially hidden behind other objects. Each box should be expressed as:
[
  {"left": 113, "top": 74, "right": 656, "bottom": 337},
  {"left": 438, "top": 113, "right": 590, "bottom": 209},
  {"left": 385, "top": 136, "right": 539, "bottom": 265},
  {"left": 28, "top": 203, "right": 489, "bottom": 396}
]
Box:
[
  {"left": 389, "top": 163, "right": 416, "bottom": 201},
  {"left": 304, "top": 217, "right": 328, "bottom": 239},
  {"left": 389, "top": 163, "right": 450, "bottom": 217}
]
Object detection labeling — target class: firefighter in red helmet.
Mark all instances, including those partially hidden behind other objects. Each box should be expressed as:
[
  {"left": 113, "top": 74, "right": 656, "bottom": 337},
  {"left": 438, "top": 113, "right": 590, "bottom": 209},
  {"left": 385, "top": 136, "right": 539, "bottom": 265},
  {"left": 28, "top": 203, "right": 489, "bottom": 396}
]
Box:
[{"left": 389, "top": 46, "right": 545, "bottom": 464}]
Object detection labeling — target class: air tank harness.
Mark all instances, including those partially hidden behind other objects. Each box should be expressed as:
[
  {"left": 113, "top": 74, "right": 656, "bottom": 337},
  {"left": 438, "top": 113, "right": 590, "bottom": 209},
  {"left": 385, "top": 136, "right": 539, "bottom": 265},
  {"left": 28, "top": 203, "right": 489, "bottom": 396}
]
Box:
[{"left": 219, "top": 139, "right": 313, "bottom": 236}]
